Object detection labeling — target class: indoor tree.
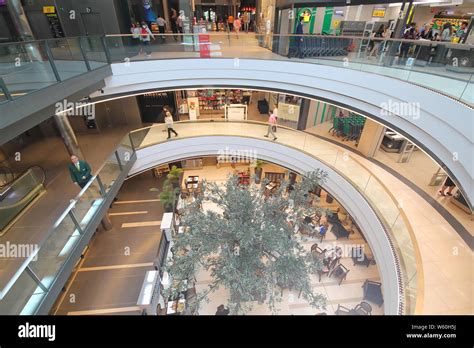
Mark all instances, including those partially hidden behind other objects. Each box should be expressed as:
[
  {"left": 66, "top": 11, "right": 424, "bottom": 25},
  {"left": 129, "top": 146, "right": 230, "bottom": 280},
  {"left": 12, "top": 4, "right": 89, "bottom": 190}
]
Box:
[{"left": 165, "top": 170, "right": 329, "bottom": 314}]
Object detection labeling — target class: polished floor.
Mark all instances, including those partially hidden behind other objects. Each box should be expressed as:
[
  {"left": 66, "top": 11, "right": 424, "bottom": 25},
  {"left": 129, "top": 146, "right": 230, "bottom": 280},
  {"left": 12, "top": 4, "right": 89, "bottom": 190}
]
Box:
[
  {"left": 0, "top": 126, "right": 135, "bottom": 296},
  {"left": 53, "top": 172, "right": 164, "bottom": 315},
  {"left": 306, "top": 121, "right": 473, "bottom": 237}
]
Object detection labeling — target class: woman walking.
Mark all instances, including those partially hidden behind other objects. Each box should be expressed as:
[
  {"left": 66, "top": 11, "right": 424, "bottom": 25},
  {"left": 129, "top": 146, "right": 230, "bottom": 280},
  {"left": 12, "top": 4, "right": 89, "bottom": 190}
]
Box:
[{"left": 164, "top": 107, "right": 178, "bottom": 139}]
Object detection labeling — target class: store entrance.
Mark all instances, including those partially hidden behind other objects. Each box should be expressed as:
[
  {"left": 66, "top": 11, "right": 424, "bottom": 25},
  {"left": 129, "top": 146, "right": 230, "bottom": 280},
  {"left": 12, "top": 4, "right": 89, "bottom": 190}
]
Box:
[{"left": 137, "top": 92, "right": 176, "bottom": 123}]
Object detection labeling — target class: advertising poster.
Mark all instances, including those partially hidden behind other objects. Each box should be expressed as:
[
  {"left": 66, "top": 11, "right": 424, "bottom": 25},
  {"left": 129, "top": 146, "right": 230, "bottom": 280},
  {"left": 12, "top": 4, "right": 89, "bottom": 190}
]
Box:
[{"left": 187, "top": 97, "right": 199, "bottom": 120}]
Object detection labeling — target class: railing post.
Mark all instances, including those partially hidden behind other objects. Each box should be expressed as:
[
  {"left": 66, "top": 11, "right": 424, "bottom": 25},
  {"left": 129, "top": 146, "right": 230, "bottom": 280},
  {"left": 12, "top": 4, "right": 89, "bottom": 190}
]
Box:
[
  {"left": 100, "top": 36, "right": 112, "bottom": 64},
  {"left": 25, "top": 266, "right": 48, "bottom": 292},
  {"left": 0, "top": 77, "right": 13, "bottom": 101},
  {"left": 68, "top": 210, "right": 84, "bottom": 235},
  {"left": 96, "top": 175, "right": 106, "bottom": 197},
  {"left": 78, "top": 37, "right": 91, "bottom": 71},
  {"left": 115, "top": 150, "right": 123, "bottom": 171},
  {"left": 128, "top": 132, "right": 136, "bottom": 152},
  {"left": 43, "top": 40, "right": 61, "bottom": 82}
]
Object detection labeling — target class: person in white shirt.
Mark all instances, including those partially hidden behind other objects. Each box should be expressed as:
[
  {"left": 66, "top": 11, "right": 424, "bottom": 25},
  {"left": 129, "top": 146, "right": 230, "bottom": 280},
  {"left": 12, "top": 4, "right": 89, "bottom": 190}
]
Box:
[
  {"left": 130, "top": 22, "right": 142, "bottom": 54},
  {"left": 140, "top": 22, "right": 155, "bottom": 56},
  {"left": 156, "top": 16, "right": 167, "bottom": 42},
  {"left": 164, "top": 107, "right": 178, "bottom": 139}
]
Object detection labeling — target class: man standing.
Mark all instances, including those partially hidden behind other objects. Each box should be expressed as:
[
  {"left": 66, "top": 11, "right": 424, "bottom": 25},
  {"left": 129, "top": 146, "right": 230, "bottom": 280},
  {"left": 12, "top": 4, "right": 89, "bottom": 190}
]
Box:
[
  {"left": 295, "top": 16, "right": 304, "bottom": 59},
  {"left": 156, "top": 15, "right": 167, "bottom": 42},
  {"left": 264, "top": 110, "right": 277, "bottom": 141},
  {"left": 242, "top": 12, "right": 250, "bottom": 33},
  {"left": 69, "top": 155, "right": 92, "bottom": 188}
]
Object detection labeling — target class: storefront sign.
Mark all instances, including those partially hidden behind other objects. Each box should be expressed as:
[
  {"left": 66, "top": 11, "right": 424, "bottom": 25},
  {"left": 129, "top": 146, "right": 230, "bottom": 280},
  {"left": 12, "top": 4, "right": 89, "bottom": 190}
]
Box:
[
  {"left": 187, "top": 97, "right": 199, "bottom": 120},
  {"left": 298, "top": 8, "right": 312, "bottom": 23},
  {"left": 43, "top": 6, "right": 56, "bottom": 14},
  {"left": 372, "top": 8, "right": 386, "bottom": 18}
]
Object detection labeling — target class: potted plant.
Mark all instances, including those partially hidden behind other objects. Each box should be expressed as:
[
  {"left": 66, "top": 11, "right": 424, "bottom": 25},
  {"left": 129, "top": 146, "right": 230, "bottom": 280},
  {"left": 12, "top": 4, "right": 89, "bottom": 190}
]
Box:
[
  {"left": 167, "top": 165, "right": 183, "bottom": 189},
  {"left": 253, "top": 160, "right": 264, "bottom": 184},
  {"left": 150, "top": 178, "right": 180, "bottom": 213}
]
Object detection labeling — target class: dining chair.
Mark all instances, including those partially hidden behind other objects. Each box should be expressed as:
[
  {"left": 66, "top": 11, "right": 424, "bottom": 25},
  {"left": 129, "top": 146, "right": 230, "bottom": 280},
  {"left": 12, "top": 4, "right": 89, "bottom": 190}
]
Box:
[
  {"left": 329, "top": 263, "right": 350, "bottom": 285},
  {"left": 353, "top": 301, "right": 372, "bottom": 315}
]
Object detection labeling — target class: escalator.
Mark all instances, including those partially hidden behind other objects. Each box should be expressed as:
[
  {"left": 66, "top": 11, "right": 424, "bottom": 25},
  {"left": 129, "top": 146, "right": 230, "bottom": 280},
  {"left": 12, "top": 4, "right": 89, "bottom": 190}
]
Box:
[{"left": 0, "top": 166, "right": 46, "bottom": 236}]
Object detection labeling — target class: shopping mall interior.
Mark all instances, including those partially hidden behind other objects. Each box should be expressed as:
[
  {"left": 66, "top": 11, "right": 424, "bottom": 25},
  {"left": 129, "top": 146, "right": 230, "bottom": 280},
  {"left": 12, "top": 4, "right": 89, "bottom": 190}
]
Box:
[{"left": 0, "top": 0, "right": 472, "bottom": 322}]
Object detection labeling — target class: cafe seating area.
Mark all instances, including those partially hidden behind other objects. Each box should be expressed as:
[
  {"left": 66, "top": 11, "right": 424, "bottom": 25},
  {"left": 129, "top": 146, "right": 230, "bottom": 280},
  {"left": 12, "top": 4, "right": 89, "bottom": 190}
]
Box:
[{"left": 164, "top": 161, "right": 383, "bottom": 315}]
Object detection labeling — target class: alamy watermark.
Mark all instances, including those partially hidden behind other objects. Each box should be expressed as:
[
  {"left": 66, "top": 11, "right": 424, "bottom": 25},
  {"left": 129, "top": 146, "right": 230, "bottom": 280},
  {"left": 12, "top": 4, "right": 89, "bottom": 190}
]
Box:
[
  {"left": 0, "top": 242, "right": 39, "bottom": 261},
  {"left": 55, "top": 99, "right": 95, "bottom": 119},
  {"left": 217, "top": 147, "right": 257, "bottom": 165},
  {"left": 380, "top": 100, "right": 420, "bottom": 119}
]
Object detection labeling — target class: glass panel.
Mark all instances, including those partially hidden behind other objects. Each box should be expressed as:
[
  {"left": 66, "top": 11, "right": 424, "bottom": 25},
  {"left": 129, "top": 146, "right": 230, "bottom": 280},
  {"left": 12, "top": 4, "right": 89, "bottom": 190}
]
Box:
[
  {"left": 460, "top": 74, "right": 474, "bottom": 104},
  {"left": 99, "top": 152, "right": 122, "bottom": 192},
  {"left": 80, "top": 36, "right": 108, "bottom": 69},
  {"left": 47, "top": 38, "right": 88, "bottom": 80},
  {"left": 72, "top": 179, "right": 104, "bottom": 230},
  {"left": 129, "top": 127, "right": 152, "bottom": 149},
  {"left": 0, "top": 168, "right": 45, "bottom": 232},
  {"left": 0, "top": 41, "right": 57, "bottom": 97},
  {"left": 0, "top": 269, "right": 44, "bottom": 315},
  {"left": 29, "top": 213, "right": 80, "bottom": 289},
  {"left": 363, "top": 175, "right": 400, "bottom": 227}
]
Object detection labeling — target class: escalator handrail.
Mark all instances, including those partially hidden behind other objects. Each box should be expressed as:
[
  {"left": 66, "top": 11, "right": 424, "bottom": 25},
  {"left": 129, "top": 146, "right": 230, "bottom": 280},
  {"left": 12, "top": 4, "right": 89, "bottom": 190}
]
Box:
[{"left": 0, "top": 165, "right": 46, "bottom": 196}]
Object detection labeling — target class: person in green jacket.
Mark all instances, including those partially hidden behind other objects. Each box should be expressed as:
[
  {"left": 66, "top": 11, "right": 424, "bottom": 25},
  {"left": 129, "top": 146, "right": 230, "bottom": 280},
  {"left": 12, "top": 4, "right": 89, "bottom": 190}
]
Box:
[{"left": 68, "top": 155, "right": 92, "bottom": 188}]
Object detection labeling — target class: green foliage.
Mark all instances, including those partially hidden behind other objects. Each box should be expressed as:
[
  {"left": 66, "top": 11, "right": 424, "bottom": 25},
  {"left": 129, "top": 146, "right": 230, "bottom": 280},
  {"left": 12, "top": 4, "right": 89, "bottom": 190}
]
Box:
[
  {"left": 254, "top": 160, "right": 265, "bottom": 169},
  {"left": 158, "top": 179, "right": 179, "bottom": 211},
  {"left": 167, "top": 170, "right": 329, "bottom": 314},
  {"left": 167, "top": 165, "right": 183, "bottom": 183}
]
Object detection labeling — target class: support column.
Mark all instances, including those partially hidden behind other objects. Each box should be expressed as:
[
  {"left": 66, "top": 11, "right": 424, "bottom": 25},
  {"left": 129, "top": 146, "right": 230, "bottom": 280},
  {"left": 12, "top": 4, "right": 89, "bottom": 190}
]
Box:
[
  {"left": 101, "top": 214, "right": 113, "bottom": 230},
  {"left": 297, "top": 98, "right": 310, "bottom": 131},
  {"left": 6, "top": 0, "right": 43, "bottom": 62},
  {"left": 53, "top": 114, "right": 85, "bottom": 159},
  {"left": 357, "top": 119, "right": 385, "bottom": 158},
  {"left": 163, "top": 0, "right": 171, "bottom": 31}
]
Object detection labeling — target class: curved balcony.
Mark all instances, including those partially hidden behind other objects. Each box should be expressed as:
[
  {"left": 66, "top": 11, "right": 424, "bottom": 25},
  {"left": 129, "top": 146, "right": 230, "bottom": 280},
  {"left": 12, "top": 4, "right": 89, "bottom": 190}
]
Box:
[{"left": 128, "top": 119, "right": 422, "bottom": 315}]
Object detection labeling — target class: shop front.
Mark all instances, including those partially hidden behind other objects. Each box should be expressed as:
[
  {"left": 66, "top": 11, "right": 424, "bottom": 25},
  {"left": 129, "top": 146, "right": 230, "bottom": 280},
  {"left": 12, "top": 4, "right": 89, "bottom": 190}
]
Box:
[{"left": 174, "top": 88, "right": 302, "bottom": 129}]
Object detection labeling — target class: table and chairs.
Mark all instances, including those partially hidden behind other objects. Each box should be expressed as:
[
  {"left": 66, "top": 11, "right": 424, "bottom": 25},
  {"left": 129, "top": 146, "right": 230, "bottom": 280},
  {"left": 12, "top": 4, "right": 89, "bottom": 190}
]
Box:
[
  {"left": 310, "top": 244, "right": 347, "bottom": 284},
  {"left": 335, "top": 301, "right": 373, "bottom": 315}
]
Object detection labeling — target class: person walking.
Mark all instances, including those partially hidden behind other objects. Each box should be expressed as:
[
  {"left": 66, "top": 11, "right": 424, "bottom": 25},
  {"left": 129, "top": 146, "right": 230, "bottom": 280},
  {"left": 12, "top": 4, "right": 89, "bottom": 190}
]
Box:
[
  {"left": 140, "top": 22, "right": 155, "bottom": 57},
  {"left": 438, "top": 177, "right": 456, "bottom": 196},
  {"left": 227, "top": 14, "right": 234, "bottom": 33},
  {"left": 295, "top": 16, "right": 304, "bottom": 59},
  {"left": 164, "top": 107, "right": 178, "bottom": 139},
  {"left": 440, "top": 22, "right": 453, "bottom": 42},
  {"left": 170, "top": 9, "right": 179, "bottom": 41},
  {"left": 264, "top": 110, "right": 278, "bottom": 141},
  {"left": 242, "top": 12, "right": 250, "bottom": 33},
  {"left": 234, "top": 16, "right": 241, "bottom": 39},
  {"left": 156, "top": 15, "right": 167, "bottom": 43},
  {"left": 131, "top": 22, "right": 143, "bottom": 54},
  {"left": 368, "top": 25, "right": 385, "bottom": 58},
  {"left": 68, "top": 155, "right": 92, "bottom": 188},
  {"left": 177, "top": 12, "right": 184, "bottom": 34}
]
